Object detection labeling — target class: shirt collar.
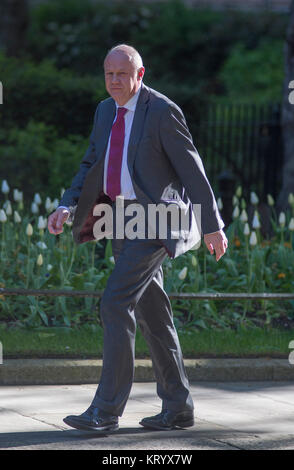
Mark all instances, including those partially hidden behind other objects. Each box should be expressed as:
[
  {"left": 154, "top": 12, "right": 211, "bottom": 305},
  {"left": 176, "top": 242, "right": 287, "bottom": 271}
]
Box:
[{"left": 115, "top": 84, "right": 142, "bottom": 112}]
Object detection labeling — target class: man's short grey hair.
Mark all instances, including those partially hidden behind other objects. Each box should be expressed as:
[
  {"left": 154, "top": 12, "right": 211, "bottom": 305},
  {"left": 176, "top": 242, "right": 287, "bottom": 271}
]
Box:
[{"left": 104, "top": 44, "right": 144, "bottom": 70}]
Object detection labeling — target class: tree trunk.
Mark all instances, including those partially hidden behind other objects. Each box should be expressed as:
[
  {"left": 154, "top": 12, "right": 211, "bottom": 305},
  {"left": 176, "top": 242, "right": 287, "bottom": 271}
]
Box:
[
  {"left": 0, "top": 0, "right": 29, "bottom": 57},
  {"left": 277, "top": 0, "right": 294, "bottom": 211}
]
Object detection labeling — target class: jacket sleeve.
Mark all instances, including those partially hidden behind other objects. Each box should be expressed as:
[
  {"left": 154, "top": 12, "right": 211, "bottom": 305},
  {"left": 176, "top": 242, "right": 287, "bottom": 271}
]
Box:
[
  {"left": 58, "top": 104, "right": 100, "bottom": 217},
  {"left": 159, "top": 103, "right": 224, "bottom": 235}
]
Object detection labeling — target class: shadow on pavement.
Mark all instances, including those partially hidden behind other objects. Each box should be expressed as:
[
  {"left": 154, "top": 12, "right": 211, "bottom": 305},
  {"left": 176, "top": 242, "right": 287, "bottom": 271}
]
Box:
[{"left": 0, "top": 426, "right": 175, "bottom": 449}]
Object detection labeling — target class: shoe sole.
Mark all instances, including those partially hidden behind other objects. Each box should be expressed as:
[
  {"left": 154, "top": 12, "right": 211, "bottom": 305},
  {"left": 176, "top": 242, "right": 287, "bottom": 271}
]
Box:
[
  {"left": 63, "top": 417, "right": 119, "bottom": 433},
  {"left": 139, "top": 418, "right": 194, "bottom": 431}
]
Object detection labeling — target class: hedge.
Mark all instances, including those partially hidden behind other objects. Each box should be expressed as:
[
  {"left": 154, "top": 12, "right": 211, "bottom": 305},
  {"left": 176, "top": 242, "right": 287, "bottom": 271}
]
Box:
[
  {"left": 27, "top": 0, "right": 288, "bottom": 85},
  {"left": 0, "top": 53, "right": 107, "bottom": 137}
]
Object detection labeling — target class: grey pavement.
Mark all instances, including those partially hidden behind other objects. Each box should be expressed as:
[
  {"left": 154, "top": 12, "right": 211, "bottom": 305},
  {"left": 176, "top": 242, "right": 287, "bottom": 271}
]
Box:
[{"left": 1, "top": 381, "right": 294, "bottom": 450}]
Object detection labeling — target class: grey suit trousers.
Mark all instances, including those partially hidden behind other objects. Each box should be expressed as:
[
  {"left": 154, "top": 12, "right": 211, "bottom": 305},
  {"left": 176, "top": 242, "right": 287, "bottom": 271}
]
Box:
[{"left": 91, "top": 201, "right": 194, "bottom": 416}]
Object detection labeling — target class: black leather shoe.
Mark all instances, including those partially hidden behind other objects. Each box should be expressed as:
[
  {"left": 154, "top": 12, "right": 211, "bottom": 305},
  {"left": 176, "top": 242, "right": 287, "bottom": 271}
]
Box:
[
  {"left": 139, "top": 409, "right": 194, "bottom": 430},
  {"left": 63, "top": 405, "right": 119, "bottom": 432}
]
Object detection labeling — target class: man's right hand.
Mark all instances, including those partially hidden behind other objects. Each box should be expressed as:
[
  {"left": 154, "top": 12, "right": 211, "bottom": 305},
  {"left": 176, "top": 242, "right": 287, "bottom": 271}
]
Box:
[{"left": 47, "top": 208, "right": 70, "bottom": 235}]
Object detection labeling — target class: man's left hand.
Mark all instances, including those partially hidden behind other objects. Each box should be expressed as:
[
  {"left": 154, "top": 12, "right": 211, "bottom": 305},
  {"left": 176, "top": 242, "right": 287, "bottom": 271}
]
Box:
[{"left": 204, "top": 229, "right": 228, "bottom": 262}]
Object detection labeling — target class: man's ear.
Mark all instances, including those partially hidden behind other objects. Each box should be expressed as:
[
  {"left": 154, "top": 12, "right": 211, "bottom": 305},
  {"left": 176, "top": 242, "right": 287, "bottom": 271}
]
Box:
[{"left": 138, "top": 67, "right": 145, "bottom": 80}]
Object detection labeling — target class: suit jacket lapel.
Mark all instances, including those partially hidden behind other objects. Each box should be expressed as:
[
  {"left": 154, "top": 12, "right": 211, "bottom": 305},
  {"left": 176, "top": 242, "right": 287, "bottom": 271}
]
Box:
[
  {"left": 127, "top": 84, "right": 150, "bottom": 177},
  {"left": 94, "top": 98, "right": 116, "bottom": 162}
]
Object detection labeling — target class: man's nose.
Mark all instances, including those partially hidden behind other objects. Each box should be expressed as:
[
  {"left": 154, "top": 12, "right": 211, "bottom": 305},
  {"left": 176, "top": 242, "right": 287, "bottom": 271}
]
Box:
[{"left": 111, "top": 74, "right": 120, "bottom": 83}]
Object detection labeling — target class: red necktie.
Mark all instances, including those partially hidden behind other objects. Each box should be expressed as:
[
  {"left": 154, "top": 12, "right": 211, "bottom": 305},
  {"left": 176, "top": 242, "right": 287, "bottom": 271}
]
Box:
[{"left": 106, "top": 107, "right": 128, "bottom": 201}]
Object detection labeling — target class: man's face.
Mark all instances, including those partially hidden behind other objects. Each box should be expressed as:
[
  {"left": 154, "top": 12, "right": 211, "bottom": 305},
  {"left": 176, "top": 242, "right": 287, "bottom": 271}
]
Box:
[{"left": 104, "top": 51, "right": 144, "bottom": 106}]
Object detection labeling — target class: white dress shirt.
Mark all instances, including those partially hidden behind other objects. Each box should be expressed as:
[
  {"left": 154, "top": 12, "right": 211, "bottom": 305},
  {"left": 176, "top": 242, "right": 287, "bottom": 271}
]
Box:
[{"left": 103, "top": 86, "right": 141, "bottom": 200}]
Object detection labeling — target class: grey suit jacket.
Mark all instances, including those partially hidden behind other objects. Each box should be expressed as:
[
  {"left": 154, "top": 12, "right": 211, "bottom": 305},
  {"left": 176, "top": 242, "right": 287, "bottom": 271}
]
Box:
[{"left": 59, "top": 83, "right": 224, "bottom": 258}]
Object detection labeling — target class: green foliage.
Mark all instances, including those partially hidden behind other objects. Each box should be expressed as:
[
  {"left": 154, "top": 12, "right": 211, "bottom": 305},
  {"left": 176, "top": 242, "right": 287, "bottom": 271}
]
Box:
[
  {"left": 0, "top": 52, "right": 107, "bottom": 137},
  {"left": 0, "top": 121, "right": 88, "bottom": 200},
  {"left": 0, "top": 186, "right": 294, "bottom": 329},
  {"left": 27, "top": 0, "right": 159, "bottom": 75},
  {"left": 215, "top": 40, "right": 284, "bottom": 103},
  {"left": 26, "top": 0, "right": 287, "bottom": 93},
  {"left": 0, "top": 206, "right": 111, "bottom": 328}
]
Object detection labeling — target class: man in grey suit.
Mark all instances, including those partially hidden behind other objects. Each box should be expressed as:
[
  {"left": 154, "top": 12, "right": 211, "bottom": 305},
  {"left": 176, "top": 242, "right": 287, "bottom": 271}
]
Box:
[{"left": 48, "top": 44, "right": 228, "bottom": 432}]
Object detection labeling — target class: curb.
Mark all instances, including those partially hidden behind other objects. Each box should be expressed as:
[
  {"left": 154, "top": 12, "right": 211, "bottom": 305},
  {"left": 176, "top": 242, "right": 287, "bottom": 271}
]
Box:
[{"left": 0, "top": 358, "right": 294, "bottom": 385}]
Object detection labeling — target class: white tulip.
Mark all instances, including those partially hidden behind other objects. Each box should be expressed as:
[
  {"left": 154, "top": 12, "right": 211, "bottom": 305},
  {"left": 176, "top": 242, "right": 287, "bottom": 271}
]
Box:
[
  {"left": 232, "top": 195, "right": 239, "bottom": 206},
  {"left": 37, "top": 215, "right": 46, "bottom": 230},
  {"left": 47, "top": 264, "right": 53, "bottom": 271},
  {"left": 45, "top": 197, "right": 52, "bottom": 212},
  {"left": 26, "top": 223, "right": 33, "bottom": 236},
  {"left": 235, "top": 186, "right": 242, "bottom": 198},
  {"left": 217, "top": 197, "right": 223, "bottom": 211},
  {"left": 267, "top": 194, "right": 275, "bottom": 206},
  {"left": 250, "top": 192, "right": 259, "bottom": 205},
  {"left": 289, "top": 218, "right": 294, "bottom": 231},
  {"left": 31, "top": 202, "right": 39, "bottom": 214},
  {"left": 0, "top": 209, "right": 7, "bottom": 223},
  {"left": 1, "top": 180, "right": 9, "bottom": 194},
  {"left": 288, "top": 193, "right": 294, "bottom": 206},
  {"left": 60, "top": 188, "right": 65, "bottom": 198},
  {"left": 252, "top": 211, "right": 261, "bottom": 229},
  {"left": 249, "top": 231, "right": 257, "bottom": 246},
  {"left": 109, "top": 256, "right": 115, "bottom": 264},
  {"left": 240, "top": 209, "right": 248, "bottom": 222},
  {"left": 14, "top": 211, "right": 21, "bottom": 223},
  {"left": 13, "top": 189, "right": 22, "bottom": 202},
  {"left": 52, "top": 198, "right": 59, "bottom": 210},
  {"left": 178, "top": 266, "right": 188, "bottom": 280},
  {"left": 3, "top": 200, "right": 12, "bottom": 215},
  {"left": 37, "top": 254, "right": 43, "bottom": 266},
  {"left": 243, "top": 222, "right": 250, "bottom": 236},
  {"left": 36, "top": 241, "right": 47, "bottom": 250},
  {"left": 13, "top": 189, "right": 18, "bottom": 202},
  {"left": 191, "top": 255, "right": 197, "bottom": 267},
  {"left": 34, "top": 193, "right": 42, "bottom": 205},
  {"left": 279, "top": 212, "right": 286, "bottom": 228},
  {"left": 232, "top": 205, "right": 240, "bottom": 219}
]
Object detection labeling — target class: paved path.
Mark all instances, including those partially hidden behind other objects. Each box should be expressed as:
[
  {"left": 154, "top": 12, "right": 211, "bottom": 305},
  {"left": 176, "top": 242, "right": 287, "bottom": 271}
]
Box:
[{"left": 0, "top": 381, "right": 294, "bottom": 450}]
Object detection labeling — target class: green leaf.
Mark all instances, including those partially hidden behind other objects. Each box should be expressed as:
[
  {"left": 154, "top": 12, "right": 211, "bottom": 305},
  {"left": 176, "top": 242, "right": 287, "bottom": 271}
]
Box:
[
  {"left": 223, "top": 258, "right": 238, "bottom": 277},
  {"left": 193, "top": 319, "right": 207, "bottom": 329},
  {"left": 105, "top": 239, "right": 113, "bottom": 260},
  {"left": 38, "top": 309, "right": 49, "bottom": 326}
]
